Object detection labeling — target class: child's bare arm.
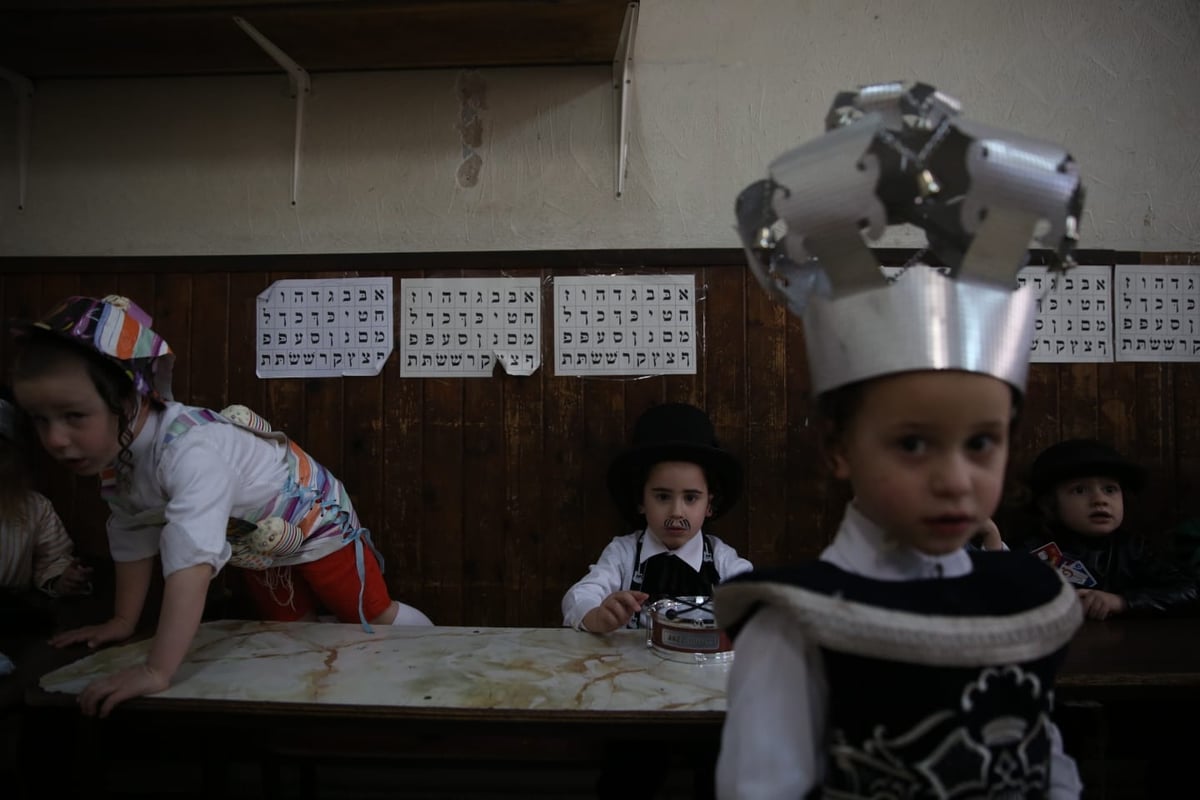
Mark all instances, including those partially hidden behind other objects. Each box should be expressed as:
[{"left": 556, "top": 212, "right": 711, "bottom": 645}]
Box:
[
  {"left": 49, "top": 557, "right": 154, "bottom": 648},
  {"left": 77, "top": 562, "right": 213, "bottom": 718}
]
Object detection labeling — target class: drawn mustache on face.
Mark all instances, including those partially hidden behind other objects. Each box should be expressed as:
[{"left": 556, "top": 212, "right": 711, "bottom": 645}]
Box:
[{"left": 663, "top": 517, "right": 690, "bottom": 531}]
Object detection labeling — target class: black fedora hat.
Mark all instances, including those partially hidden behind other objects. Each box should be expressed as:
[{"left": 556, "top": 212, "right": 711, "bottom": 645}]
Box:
[
  {"left": 1029, "top": 438, "right": 1146, "bottom": 497},
  {"left": 606, "top": 403, "right": 743, "bottom": 528}
]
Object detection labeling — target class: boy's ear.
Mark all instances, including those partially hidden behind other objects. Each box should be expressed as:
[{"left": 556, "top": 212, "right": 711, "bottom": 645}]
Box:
[{"left": 818, "top": 420, "right": 851, "bottom": 480}]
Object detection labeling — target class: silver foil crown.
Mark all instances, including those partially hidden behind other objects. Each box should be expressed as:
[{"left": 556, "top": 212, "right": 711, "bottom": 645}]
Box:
[{"left": 735, "top": 81, "right": 1084, "bottom": 396}]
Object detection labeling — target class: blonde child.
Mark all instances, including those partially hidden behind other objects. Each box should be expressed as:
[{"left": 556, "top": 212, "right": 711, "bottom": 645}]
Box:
[
  {"left": 0, "top": 392, "right": 92, "bottom": 680},
  {"left": 11, "top": 295, "right": 431, "bottom": 717},
  {"left": 562, "top": 402, "right": 752, "bottom": 633},
  {"left": 0, "top": 394, "right": 91, "bottom": 600},
  {"left": 714, "top": 82, "right": 1086, "bottom": 798}
]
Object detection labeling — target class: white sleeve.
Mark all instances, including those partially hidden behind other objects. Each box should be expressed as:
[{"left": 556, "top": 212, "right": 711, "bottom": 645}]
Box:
[
  {"left": 711, "top": 536, "right": 753, "bottom": 582},
  {"left": 561, "top": 535, "right": 633, "bottom": 629},
  {"left": 1048, "top": 720, "right": 1084, "bottom": 799},
  {"left": 717, "top": 605, "right": 826, "bottom": 800},
  {"left": 156, "top": 438, "right": 235, "bottom": 577}
]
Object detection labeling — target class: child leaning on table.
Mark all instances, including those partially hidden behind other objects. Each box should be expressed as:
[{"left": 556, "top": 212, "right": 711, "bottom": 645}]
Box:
[
  {"left": 561, "top": 401, "right": 752, "bottom": 633},
  {"left": 1018, "top": 438, "right": 1199, "bottom": 619},
  {"left": 10, "top": 295, "right": 432, "bottom": 717},
  {"left": 713, "top": 81, "right": 1086, "bottom": 799}
]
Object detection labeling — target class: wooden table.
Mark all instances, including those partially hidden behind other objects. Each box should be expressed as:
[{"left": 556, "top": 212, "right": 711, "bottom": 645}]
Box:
[
  {"left": 16, "top": 616, "right": 1200, "bottom": 798},
  {"left": 1058, "top": 617, "right": 1200, "bottom": 698},
  {"left": 22, "top": 621, "right": 730, "bottom": 799}
]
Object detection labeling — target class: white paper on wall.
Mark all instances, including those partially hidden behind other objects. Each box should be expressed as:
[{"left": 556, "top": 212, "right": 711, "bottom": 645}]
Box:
[
  {"left": 256, "top": 277, "right": 393, "bottom": 378},
  {"left": 1115, "top": 264, "right": 1200, "bottom": 362},
  {"left": 400, "top": 277, "right": 541, "bottom": 377},
  {"left": 553, "top": 274, "right": 697, "bottom": 377},
  {"left": 1019, "top": 265, "right": 1114, "bottom": 363}
]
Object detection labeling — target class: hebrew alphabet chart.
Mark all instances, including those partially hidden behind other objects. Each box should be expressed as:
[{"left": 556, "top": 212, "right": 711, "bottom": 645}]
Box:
[
  {"left": 256, "top": 277, "right": 393, "bottom": 378},
  {"left": 554, "top": 274, "right": 697, "bottom": 377},
  {"left": 1019, "top": 265, "right": 1113, "bottom": 363},
  {"left": 400, "top": 277, "right": 541, "bottom": 377},
  {"left": 1115, "top": 264, "right": 1200, "bottom": 362}
]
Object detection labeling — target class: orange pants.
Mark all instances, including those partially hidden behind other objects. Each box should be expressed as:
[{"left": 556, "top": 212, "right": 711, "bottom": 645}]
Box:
[{"left": 241, "top": 542, "right": 392, "bottom": 622}]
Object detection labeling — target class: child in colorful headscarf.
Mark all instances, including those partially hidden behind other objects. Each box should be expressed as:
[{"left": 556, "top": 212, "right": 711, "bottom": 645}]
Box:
[{"left": 11, "top": 295, "right": 431, "bottom": 717}]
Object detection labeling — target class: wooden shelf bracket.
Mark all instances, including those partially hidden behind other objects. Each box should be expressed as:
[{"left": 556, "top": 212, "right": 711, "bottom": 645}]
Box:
[
  {"left": 0, "top": 65, "right": 33, "bottom": 210},
  {"left": 234, "top": 16, "right": 311, "bottom": 206},
  {"left": 612, "top": 2, "right": 639, "bottom": 198}
]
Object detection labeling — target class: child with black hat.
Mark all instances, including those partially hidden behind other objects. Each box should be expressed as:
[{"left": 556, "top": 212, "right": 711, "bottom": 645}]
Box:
[
  {"left": 561, "top": 401, "right": 752, "bottom": 633},
  {"left": 714, "top": 81, "right": 1087, "bottom": 798},
  {"left": 1021, "top": 438, "right": 1199, "bottom": 619}
]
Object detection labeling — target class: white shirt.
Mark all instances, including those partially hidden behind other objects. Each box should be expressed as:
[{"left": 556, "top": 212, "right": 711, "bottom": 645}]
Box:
[
  {"left": 561, "top": 529, "right": 753, "bottom": 630},
  {"left": 716, "top": 502, "right": 1083, "bottom": 800},
  {"left": 106, "top": 403, "right": 298, "bottom": 577}
]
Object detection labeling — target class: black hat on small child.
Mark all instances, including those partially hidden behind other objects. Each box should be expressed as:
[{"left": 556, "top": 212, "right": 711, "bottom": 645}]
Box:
[
  {"left": 1029, "top": 438, "right": 1147, "bottom": 498},
  {"left": 606, "top": 403, "right": 743, "bottom": 528}
]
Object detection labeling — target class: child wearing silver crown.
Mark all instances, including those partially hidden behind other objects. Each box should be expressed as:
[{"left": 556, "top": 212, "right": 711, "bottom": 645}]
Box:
[
  {"left": 714, "top": 82, "right": 1086, "bottom": 799},
  {"left": 10, "top": 295, "right": 432, "bottom": 718}
]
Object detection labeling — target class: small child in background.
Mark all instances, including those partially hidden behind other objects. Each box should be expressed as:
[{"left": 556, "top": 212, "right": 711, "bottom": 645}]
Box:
[
  {"left": 714, "top": 81, "right": 1086, "bottom": 798},
  {"left": 10, "top": 295, "right": 431, "bottom": 716},
  {"left": 561, "top": 402, "right": 752, "bottom": 633},
  {"left": 0, "top": 392, "right": 92, "bottom": 600},
  {"left": 1, "top": 392, "right": 92, "bottom": 675},
  {"left": 1020, "top": 438, "right": 1199, "bottom": 619}
]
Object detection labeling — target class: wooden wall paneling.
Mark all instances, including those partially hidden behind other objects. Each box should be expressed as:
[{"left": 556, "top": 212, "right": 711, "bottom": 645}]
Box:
[
  {"left": 501, "top": 269, "right": 547, "bottom": 626},
  {"left": 381, "top": 271, "right": 426, "bottom": 619},
  {"left": 783, "top": 301, "right": 832, "bottom": 563},
  {"left": 539, "top": 286, "right": 586, "bottom": 628},
  {"left": 1059, "top": 363, "right": 1099, "bottom": 441},
  {"left": 186, "top": 273, "right": 229, "bottom": 412},
  {"left": 1175, "top": 363, "right": 1200, "bottom": 524},
  {"left": 1134, "top": 363, "right": 1174, "bottom": 535},
  {"left": 421, "top": 270, "right": 466, "bottom": 626},
  {"left": 460, "top": 267, "right": 508, "bottom": 627},
  {"left": 153, "top": 271, "right": 193, "bottom": 406},
  {"left": 227, "top": 273, "right": 269, "bottom": 430},
  {"left": 703, "top": 266, "right": 749, "bottom": 562},
  {"left": 743, "top": 269, "right": 789, "bottom": 569}
]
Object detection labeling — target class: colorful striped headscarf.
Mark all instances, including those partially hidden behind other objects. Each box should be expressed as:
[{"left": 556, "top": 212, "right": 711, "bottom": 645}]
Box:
[{"left": 25, "top": 295, "right": 175, "bottom": 402}]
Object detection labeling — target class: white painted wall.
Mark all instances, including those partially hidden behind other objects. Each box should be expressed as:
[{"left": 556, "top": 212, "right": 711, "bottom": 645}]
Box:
[{"left": 0, "top": 0, "right": 1196, "bottom": 257}]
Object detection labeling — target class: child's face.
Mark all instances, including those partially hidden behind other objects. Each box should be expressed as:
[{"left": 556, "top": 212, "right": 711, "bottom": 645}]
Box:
[
  {"left": 828, "top": 371, "right": 1012, "bottom": 556},
  {"left": 1053, "top": 477, "right": 1124, "bottom": 536},
  {"left": 13, "top": 359, "right": 123, "bottom": 477},
  {"left": 638, "top": 461, "right": 713, "bottom": 550}
]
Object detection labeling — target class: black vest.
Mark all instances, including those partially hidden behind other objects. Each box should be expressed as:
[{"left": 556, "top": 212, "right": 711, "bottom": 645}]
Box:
[
  {"left": 628, "top": 531, "right": 722, "bottom": 627},
  {"left": 717, "top": 551, "right": 1081, "bottom": 799}
]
